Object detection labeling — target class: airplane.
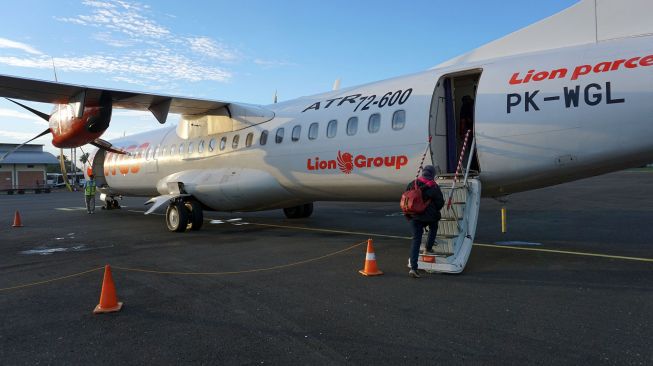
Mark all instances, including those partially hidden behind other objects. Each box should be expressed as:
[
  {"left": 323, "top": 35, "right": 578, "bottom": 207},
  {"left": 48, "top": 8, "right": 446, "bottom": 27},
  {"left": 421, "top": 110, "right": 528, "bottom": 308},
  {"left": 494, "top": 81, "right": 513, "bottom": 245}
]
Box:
[{"left": 0, "top": 0, "right": 651, "bottom": 273}]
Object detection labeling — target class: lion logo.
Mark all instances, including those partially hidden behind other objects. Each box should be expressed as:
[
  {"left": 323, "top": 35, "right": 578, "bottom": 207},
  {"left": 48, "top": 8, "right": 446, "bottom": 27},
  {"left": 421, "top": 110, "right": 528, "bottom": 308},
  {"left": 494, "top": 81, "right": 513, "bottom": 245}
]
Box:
[{"left": 337, "top": 150, "right": 353, "bottom": 174}]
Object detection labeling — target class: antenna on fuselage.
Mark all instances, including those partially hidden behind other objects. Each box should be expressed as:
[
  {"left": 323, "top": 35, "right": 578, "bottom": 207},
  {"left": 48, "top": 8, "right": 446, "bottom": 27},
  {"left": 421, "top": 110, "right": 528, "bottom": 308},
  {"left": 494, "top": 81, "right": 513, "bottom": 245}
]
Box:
[
  {"left": 332, "top": 78, "right": 341, "bottom": 91},
  {"left": 273, "top": 90, "right": 278, "bottom": 104},
  {"left": 51, "top": 57, "right": 58, "bottom": 82}
]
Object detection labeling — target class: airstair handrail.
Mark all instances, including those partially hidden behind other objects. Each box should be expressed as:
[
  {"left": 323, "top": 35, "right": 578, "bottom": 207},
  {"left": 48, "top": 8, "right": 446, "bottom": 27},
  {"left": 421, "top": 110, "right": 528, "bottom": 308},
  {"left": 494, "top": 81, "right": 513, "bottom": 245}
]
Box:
[{"left": 462, "top": 137, "right": 476, "bottom": 187}]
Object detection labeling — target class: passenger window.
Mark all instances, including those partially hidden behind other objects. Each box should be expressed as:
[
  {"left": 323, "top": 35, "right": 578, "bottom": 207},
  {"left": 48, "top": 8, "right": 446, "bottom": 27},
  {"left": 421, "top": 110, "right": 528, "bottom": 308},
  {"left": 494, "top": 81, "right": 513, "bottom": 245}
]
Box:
[
  {"left": 260, "top": 130, "right": 268, "bottom": 145},
  {"left": 368, "top": 113, "right": 380, "bottom": 133},
  {"left": 179, "top": 143, "right": 185, "bottom": 155},
  {"left": 161, "top": 146, "right": 167, "bottom": 157},
  {"left": 220, "top": 136, "right": 227, "bottom": 151},
  {"left": 198, "top": 140, "right": 205, "bottom": 153},
  {"left": 275, "top": 128, "right": 284, "bottom": 143},
  {"left": 153, "top": 146, "right": 160, "bottom": 159},
  {"left": 346, "top": 117, "right": 358, "bottom": 136},
  {"left": 209, "top": 138, "right": 216, "bottom": 152},
  {"left": 145, "top": 147, "right": 152, "bottom": 161},
  {"left": 170, "top": 144, "right": 176, "bottom": 156},
  {"left": 187, "top": 142, "right": 194, "bottom": 154},
  {"left": 327, "top": 119, "right": 337, "bottom": 138},
  {"left": 291, "top": 125, "right": 301, "bottom": 142},
  {"left": 392, "top": 110, "right": 406, "bottom": 130},
  {"left": 246, "top": 132, "right": 253, "bottom": 147},
  {"left": 308, "top": 122, "right": 318, "bottom": 140},
  {"left": 232, "top": 135, "right": 240, "bottom": 149}
]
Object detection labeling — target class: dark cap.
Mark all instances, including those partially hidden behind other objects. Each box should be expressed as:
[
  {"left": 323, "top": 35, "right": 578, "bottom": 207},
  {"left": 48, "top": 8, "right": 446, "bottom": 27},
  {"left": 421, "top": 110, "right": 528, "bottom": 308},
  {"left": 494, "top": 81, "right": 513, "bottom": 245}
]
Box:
[{"left": 422, "top": 165, "right": 435, "bottom": 180}]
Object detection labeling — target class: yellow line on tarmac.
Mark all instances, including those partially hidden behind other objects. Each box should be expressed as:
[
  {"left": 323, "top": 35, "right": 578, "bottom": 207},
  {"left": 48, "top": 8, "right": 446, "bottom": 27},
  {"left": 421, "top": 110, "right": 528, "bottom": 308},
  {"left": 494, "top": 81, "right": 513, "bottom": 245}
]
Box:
[
  {"left": 248, "top": 222, "right": 412, "bottom": 240},
  {"left": 472, "top": 243, "right": 653, "bottom": 263},
  {"left": 127, "top": 209, "right": 653, "bottom": 263}
]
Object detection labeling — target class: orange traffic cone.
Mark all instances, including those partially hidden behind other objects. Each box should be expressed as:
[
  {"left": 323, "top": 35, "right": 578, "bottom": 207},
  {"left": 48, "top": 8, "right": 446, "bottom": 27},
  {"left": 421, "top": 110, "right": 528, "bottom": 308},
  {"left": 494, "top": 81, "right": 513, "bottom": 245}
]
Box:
[
  {"left": 12, "top": 210, "right": 23, "bottom": 227},
  {"left": 359, "top": 239, "right": 383, "bottom": 276},
  {"left": 93, "top": 265, "right": 123, "bottom": 314}
]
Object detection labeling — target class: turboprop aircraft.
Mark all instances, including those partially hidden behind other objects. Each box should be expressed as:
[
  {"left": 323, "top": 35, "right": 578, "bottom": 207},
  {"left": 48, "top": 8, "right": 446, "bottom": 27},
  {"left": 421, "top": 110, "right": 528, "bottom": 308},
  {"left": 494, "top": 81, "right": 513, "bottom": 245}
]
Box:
[{"left": 0, "top": 0, "right": 651, "bottom": 272}]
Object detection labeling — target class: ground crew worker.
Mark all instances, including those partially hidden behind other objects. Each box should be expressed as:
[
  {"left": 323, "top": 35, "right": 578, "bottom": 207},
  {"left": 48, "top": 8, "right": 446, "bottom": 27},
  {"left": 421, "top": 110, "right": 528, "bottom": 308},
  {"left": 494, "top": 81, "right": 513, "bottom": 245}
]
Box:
[
  {"left": 84, "top": 174, "right": 97, "bottom": 214},
  {"left": 405, "top": 165, "right": 444, "bottom": 278}
]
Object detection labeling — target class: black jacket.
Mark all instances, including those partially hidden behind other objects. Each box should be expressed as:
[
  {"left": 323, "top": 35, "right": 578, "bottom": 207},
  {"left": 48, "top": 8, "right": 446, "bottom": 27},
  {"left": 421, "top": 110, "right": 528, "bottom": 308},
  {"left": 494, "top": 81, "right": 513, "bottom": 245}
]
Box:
[{"left": 405, "top": 178, "right": 444, "bottom": 222}]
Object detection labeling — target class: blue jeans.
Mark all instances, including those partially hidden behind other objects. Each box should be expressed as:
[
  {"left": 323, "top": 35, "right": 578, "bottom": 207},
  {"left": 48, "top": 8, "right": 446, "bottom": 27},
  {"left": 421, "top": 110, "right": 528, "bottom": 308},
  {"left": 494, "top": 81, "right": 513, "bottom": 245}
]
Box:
[{"left": 409, "top": 220, "right": 437, "bottom": 270}]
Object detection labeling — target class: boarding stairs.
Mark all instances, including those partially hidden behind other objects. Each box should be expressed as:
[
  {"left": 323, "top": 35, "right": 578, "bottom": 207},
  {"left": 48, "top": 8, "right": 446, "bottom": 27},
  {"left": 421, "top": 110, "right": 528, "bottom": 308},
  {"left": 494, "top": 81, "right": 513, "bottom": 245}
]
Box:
[{"left": 413, "top": 133, "right": 481, "bottom": 273}]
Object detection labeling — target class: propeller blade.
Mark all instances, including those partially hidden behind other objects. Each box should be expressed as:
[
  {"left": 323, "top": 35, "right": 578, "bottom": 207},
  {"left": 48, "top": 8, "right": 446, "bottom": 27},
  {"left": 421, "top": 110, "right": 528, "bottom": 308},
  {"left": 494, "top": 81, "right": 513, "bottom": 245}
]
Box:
[
  {"left": 0, "top": 128, "right": 51, "bottom": 162},
  {"left": 90, "top": 138, "right": 127, "bottom": 155},
  {"left": 59, "top": 149, "right": 72, "bottom": 192},
  {"left": 6, "top": 98, "right": 51, "bottom": 121}
]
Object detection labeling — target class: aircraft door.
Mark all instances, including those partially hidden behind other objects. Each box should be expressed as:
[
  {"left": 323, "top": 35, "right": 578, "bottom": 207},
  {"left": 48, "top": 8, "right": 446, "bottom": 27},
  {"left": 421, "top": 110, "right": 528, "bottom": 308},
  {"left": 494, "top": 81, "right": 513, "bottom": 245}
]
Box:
[
  {"left": 429, "top": 79, "right": 448, "bottom": 173},
  {"left": 429, "top": 70, "right": 482, "bottom": 174}
]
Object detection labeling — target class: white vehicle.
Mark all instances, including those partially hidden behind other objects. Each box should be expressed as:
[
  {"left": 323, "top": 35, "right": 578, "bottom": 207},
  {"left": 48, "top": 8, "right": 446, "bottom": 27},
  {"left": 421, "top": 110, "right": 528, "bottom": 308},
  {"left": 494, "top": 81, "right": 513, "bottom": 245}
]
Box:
[
  {"left": 1, "top": 0, "right": 651, "bottom": 272},
  {"left": 46, "top": 172, "right": 85, "bottom": 188}
]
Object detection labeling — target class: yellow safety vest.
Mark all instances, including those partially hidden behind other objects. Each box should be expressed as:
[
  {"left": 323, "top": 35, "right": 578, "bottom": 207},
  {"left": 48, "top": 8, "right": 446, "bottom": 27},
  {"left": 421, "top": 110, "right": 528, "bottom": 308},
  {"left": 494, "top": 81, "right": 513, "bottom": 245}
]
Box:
[{"left": 84, "top": 180, "right": 96, "bottom": 195}]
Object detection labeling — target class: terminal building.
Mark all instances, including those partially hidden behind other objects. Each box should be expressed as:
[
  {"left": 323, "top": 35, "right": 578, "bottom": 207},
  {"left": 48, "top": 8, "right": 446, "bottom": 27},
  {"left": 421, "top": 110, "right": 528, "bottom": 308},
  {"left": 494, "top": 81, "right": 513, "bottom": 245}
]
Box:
[{"left": 0, "top": 143, "right": 59, "bottom": 191}]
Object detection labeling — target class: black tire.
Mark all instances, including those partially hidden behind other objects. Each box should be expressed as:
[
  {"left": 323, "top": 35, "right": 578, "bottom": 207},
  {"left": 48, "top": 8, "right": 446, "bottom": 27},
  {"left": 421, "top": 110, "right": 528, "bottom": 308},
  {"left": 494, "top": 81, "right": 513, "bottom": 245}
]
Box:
[
  {"left": 283, "top": 205, "right": 304, "bottom": 219},
  {"left": 301, "top": 203, "right": 314, "bottom": 218},
  {"left": 185, "top": 200, "right": 204, "bottom": 231},
  {"left": 111, "top": 199, "right": 121, "bottom": 209},
  {"left": 283, "top": 203, "right": 313, "bottom": 219},
  {"left": 166, "top": 201, "right": 189, "bottom": 232}
]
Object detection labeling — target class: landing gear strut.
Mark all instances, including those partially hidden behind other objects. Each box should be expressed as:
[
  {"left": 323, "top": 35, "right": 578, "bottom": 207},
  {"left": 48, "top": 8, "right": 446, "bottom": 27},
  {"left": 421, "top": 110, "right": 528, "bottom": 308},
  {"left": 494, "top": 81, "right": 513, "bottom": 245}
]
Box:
[
  {"left": 283, "top": 203, "right": 314, "bottom": 219},
  {"left": 165, "top": 198, "right": 204, "bottom": 232}
]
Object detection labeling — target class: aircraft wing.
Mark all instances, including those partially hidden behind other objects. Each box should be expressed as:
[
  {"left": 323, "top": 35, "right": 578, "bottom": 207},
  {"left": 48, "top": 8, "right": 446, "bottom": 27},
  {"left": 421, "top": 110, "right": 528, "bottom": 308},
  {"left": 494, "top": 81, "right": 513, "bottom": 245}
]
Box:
[{"left": 0, "top": 74, "right": 272, "bottom": 123}]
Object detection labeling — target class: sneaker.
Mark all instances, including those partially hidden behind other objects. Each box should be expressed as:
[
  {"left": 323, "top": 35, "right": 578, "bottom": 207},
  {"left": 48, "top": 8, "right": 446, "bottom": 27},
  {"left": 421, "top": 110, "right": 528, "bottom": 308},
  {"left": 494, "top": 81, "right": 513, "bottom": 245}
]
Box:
[
  {"left": 422, "top": 248, "right": 435, "bottom": 255},
  {"left": 409, "top": 270, "right": 421, "bottom": 278}
]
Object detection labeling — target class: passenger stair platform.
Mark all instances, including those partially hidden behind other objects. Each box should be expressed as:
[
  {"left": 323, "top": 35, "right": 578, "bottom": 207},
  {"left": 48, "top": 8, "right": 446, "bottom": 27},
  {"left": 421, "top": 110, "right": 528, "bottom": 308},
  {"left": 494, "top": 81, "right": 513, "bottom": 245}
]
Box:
[{"left": 412, "top": 175, "right": 481, "bottom": 274}]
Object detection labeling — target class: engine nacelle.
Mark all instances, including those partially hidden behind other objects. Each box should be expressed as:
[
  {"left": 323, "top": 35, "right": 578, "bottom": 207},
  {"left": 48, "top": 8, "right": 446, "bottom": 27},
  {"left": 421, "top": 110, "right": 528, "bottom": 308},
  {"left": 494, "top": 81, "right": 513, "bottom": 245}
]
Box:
[{"left": 49, "top": 92, "right": 112, "bottom": 148}]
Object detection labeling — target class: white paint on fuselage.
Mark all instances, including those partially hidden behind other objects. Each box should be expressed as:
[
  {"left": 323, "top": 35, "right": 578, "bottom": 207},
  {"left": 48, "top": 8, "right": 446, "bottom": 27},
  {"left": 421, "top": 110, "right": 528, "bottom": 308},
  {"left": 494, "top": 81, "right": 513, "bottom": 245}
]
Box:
[{"left": 90, "top": 35, "right": 653, "bottom": 211}]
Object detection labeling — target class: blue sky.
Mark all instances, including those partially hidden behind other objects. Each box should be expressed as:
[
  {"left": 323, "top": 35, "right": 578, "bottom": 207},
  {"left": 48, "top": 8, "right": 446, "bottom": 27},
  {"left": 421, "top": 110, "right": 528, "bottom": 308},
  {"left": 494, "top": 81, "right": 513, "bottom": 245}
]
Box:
[{"left": 0, "top": 0, "right": 578, "bottom": 157}]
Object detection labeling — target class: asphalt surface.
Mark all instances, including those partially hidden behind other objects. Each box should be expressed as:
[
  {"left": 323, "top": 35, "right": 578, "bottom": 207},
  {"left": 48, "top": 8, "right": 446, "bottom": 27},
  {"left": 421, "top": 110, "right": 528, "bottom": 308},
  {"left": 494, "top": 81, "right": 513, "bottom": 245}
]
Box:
[{"left": 0, "top": 171, "right": 651, "bottom": 365}]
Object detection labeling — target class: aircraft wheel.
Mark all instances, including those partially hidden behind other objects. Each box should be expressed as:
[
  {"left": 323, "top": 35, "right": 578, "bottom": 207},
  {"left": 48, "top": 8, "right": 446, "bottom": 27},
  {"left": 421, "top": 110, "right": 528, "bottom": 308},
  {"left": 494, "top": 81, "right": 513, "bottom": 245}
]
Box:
[
  {"left": 166, "top": 201, "right": 189, "bottom": 232},
  {"left": 185, "top": 200, "right": 204, "bottom": 231},
  {"left": 301, "top": 203, "right": 313, "bottom": 218},
  {"left": 283, "top": 205, "right": 304, "bottom": 219},
  {"left": 283, "top": 203, "right": 313, "bottom": 219}
]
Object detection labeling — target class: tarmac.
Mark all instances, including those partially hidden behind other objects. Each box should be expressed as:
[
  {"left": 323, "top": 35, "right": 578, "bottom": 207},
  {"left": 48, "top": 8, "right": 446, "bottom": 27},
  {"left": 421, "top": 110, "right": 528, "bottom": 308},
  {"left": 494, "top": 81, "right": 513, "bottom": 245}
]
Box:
[{"left": 0, "top": 171, "right": 651, "bottom": 365}]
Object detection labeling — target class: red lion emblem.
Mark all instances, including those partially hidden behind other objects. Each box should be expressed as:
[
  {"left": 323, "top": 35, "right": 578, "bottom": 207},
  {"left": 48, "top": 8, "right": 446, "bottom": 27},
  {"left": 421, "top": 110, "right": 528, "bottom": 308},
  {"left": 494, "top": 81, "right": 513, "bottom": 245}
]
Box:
[{"left": 337, "top": 150, "right": 353, "bottom": 174}]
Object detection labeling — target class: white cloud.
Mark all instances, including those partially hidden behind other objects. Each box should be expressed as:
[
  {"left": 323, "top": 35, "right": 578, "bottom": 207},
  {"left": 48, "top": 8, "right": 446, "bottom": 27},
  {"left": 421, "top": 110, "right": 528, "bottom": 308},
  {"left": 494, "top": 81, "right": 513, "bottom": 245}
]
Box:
[
  {"left": 0, "top": 108, "right": 49, "bottom": 126},
  {"left": 0, "top": 37, "right": 42, "bottom": 55},
  {"left": 188, "top": 37, "right": 240, "bottom": 61},
  {"left": 0, "top": 52, "right": 231, "bottom": 83},
  {"left": 253, "top": 58, "right": 296, "bottom": 68},
  {"left": 0, "top": 129, "right": 49, "bottom": 141},
  {"left": 57, "top": 0, "right": 169, "bottom": 39},
  {"left": 93, "top": 33, "right": 135, "bottom": 48}
]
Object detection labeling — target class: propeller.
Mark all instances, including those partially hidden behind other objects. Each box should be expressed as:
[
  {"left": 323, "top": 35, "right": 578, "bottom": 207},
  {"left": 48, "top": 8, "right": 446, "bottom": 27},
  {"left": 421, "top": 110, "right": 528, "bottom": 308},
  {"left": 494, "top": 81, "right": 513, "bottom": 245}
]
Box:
[
  {"left": 1, "top": 97, "right": 126, "bottom": 191},
  {"left": 0, "top": 128, "right": 51, "bottom": 162}
]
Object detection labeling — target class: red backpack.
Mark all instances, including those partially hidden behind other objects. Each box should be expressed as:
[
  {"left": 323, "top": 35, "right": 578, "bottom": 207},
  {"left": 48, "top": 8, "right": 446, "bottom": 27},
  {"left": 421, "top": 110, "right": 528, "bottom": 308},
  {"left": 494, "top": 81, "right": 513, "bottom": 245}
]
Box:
[{"left": 400, "top": 180, "right": 431, "bottom": 215}]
